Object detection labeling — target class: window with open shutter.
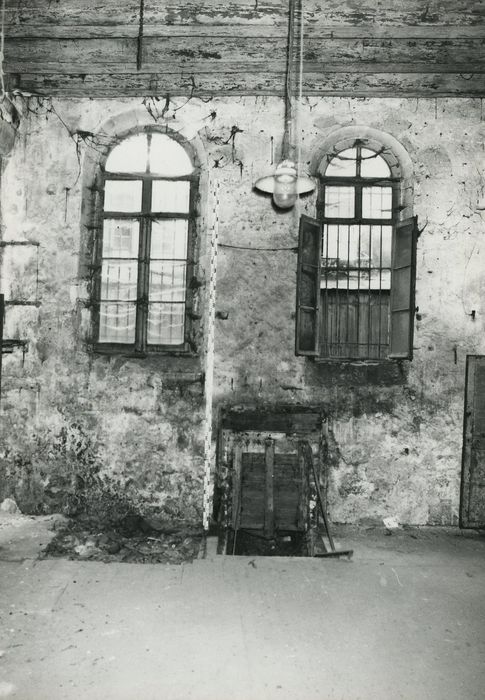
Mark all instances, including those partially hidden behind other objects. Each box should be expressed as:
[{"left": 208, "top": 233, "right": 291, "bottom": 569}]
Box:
[
  {"left": 295, "top": 215, "right": 322, "bottom": 356},
  {"left": 296, "top": 143, "right": 417, "bottom": 361}
]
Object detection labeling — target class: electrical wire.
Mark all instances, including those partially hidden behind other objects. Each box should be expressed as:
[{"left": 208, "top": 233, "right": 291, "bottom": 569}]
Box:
[
  {"left": 296, "top": 0, "right": 304, "bottom": 178},
  {"left": 285, "top": 0, "right": 304, "bottom": 166},
  {"left": 282, "top": 0, "right": 296, "bottom": 160},
  {"left": 218, "top": 243, "right": 297, "bottom": 251}
]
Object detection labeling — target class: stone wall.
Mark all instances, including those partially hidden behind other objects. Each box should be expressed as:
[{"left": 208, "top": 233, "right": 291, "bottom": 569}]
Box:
[{"left": 1, "top": 95, "right": 484, "bottom": 526}]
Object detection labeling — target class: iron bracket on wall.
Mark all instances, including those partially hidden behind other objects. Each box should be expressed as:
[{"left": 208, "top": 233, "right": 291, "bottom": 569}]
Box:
[{"left": 2, "top": 338, "right": 28, "bottom": 354}]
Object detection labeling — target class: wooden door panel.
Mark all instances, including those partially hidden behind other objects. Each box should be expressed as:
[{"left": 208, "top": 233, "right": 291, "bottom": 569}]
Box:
[
  {"left": 467, "top": 449, "right": 485, "bottom": 524},
  {"left": 274, "top": 454, "right": 301, "bottom": 529},
  {"left": 461, "top": 356, "right": 485, "bottom": 528},
  {"left": 238, "top": 449, "right": 304, "bottom": 532},
  {"left": 240, "top": 453, "right": 265, "bottom": 529}
]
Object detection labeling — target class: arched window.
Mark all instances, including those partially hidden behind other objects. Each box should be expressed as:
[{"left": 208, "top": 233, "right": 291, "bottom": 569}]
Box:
[
  {"left": 93, "top": 130, "right": 197, "bottom": 353},
  {"left": 296, "top": 136, "right": 417, "bottom": 361}
]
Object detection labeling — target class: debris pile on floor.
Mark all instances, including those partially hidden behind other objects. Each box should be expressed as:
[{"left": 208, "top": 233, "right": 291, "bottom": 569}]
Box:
[
  {"left": 0, "top": 497, "right": 21, "bottom": 514},
  {"left": 42, "top": 514, "right": 203, "bottom": 564}
]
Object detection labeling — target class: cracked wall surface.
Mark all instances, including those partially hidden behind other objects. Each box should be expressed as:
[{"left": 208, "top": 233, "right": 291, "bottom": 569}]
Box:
[{"left": 1, "top": 95, "right": 484, "bottom": 526}]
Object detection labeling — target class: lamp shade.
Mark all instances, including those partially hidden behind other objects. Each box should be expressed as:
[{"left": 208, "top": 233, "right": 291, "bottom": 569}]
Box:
[{"left": 254, "top": 160, "right": 315, "bottom": 209}]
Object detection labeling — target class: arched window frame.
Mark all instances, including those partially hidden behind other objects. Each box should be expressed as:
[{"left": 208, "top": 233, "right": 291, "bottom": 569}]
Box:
[
  {"left": 86, "top": 125, "right": 201, "bottom": 356},
  {"left": 296, "top": 128, "right": 417, "bottom": 362}
]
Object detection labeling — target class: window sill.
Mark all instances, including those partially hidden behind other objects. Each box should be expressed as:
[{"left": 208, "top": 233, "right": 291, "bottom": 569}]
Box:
[
  {"left": 93, "top": 349, "right": 197, "bottom": 359},
  {"left": 311, "top": 356, "right": 408, "bottom": 385},
  {"left": 91, "top": 343, "right": 196, "bottom": 358},
  {"left": 313, "top": 357, "right": 405, "bottom": 366},
  {"left": 90, "top": 344, "right": 201, "bottom": 371}
]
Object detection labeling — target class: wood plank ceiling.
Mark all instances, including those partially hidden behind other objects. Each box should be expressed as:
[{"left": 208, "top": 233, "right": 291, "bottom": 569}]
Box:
[{"left": 4, "top": 0, "right": 485, "bottom": 97}]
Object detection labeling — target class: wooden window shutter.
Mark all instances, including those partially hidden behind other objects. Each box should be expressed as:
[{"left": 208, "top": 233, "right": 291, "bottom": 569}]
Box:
[
  {"left": 295, "top": 215, "right": 322, "bottom": 356},
  {"left": 389, "top": 216, "right": 418, "bottom": 359}
]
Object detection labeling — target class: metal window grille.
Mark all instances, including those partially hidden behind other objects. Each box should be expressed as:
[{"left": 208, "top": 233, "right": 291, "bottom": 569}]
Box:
[{"left": 319, "top": 146, "right": 397, "bottom": 360}]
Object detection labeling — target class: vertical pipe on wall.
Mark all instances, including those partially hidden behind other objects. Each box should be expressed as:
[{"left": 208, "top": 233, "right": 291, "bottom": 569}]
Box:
[{"left": 202, "top": 180, "right": 220, "bottom": 531}]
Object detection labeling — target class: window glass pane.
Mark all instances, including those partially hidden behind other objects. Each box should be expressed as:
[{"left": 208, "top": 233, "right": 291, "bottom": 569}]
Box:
[
  {"left": 362, "top": 187, "right": 393, "bottom": 219},
  {"left": 324, "top": 186, "right": 355, "bottom": 218},
  {"left": 325, "top": 225, "right": 366, "bottom": 267},
  {"left": 324, "top": 148, "right": 357, "bottom": 177},
  {"left": 148, "top": 134, "right": 194, "bottom": 176},
  {"left": 104, "top": 180, "right": 142, "bottom": 212},
  {"left": 101, "top": 260, "right": 138, "bottom": 300},
  {"left": 326, "top": 224, "right": 392, "bottom": 268},
  {"left": 323, "top": 269, "right": 392, "bottom": 291},
  {"left": 323, "top": 224, "right": 392, "bottom": 290},
  {"left": 359, "top": 224, "right": 371, "bottom": 265},
  {"left": 357, "top": 269, "right": 392, "bottom": 290},
  {"left": 371, "top": 225, "right": 393, "bottom": 267},
  {"left": 150, "top": 220, "right": 188, "bottom": 260},
  {"left": 151, "top": 180, "right": 190, "bottom": 213},
  {"left": 360, "top": 149, "right": 391, "bottom": 178},
  {"left": 323, "top": 224, "right": 339, "bottom": 263},
  {"left": 99, "top": 302, "right": 136, "bottom": 343},
  {"left": 149, "top": 261, "right": 187, "bottom": 302},
  {"left": 380, "top": 270, "right": 391, "bottom": 289},
  {"left": 147, "top": 303, "right": 185, "bottom": 345},
  {"left": 324, "top": 224, "right": 360, "bottom": 266},
  {"left": 105, "top": 134, "right": 148, "bottom": 173},
  {"left": 102, "top": 219, "right": 139, "bottom": 258}
]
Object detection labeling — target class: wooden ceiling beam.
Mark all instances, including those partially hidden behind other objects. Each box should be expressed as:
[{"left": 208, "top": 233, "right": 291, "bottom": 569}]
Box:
[
  {"left": 5, "top": 0, "right": 485, "bottom": 97},
  {"left": 5, "top": 37, "right": 485, "bottom": 72},
  {"left": 6, "top": 0, "right": 485, "bottom": 28},
  {"left": 9, "top": 71, "right": 485, "bottom": 98},
  {"left": 5, "top": 25, "right": 485, "bottom": 40}
]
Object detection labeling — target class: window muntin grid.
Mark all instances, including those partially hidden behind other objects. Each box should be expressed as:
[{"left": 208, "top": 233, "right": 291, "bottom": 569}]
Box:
[
  {"left": 105, "top": 133, "right": 194, "bottom": 176},
  {"left": 325, "top": 147, "right": 391, "bottom": 179},
  {"left": 320, "top": 145, "right": 396, "bottom": 360},
  {"left": 104, "top": 181, "right": 142, "bottom": 212},
  {"left": 362, "top": 187, "right": 393, "bottom": 219},
  {"left": 97, "top": 132, "right": 194, "bottom": 351},
  {"left": 324, "top": 186, "right": 355, "bottom": 218},
  {"left": 99, "top": 303, "right": 136, "bottom": 344}
]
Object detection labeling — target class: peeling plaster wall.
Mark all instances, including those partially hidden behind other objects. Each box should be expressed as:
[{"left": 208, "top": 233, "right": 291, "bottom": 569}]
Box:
[
  {"left": 0, "top": 95, "right": 484, "bottom": 526},
  {"left": 0, "top": 98, "right": 208, "bottom": 524},
  {"left": 210, "top": 96, "right": 485, "bottom": 527}
]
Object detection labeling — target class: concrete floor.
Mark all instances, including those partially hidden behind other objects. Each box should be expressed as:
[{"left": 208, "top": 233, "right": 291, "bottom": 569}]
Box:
[{"left": 0, "top": 515, "right": 484, "bottom": 700}]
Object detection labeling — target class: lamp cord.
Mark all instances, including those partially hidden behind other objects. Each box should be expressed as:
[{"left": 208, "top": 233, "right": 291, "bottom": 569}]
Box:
[
  {"left": 282, "top": 0, "right": 296, "bottom": 161},
  {"left": 282, "top": 0, "right": 304, "bottom": 168},
  {"left": 296, "top": 0, "right": 304, "bottom": 178}
]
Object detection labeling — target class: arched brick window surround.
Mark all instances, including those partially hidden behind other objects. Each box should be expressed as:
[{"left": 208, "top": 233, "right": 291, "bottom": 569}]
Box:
[
  {"left": 311, "top": 125, "right": 414, "bottom": 220},
  {"left": 301, "top": 126, "right": 416, "bottom": 361},
  {"left": 79, "top": 107, "right": 208, "bottom": 356}
]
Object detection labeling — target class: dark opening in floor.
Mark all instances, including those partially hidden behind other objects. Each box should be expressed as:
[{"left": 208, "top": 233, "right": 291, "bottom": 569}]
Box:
[{"left": 226, "top": 528, "right": 308, "bottom": 556}]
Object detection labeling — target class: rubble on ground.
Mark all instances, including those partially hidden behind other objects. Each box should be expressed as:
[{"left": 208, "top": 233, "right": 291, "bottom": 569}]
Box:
[
  {"left": 42, "top": 514, "right": 203, "bottom": 564},
  {"left": 0, "top": 498, "right": 20, "bottom": 514}
]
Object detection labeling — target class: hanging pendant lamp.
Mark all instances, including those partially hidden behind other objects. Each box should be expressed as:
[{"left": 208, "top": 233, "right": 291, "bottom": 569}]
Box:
[{"left": 254, "top": 0, "right": 315, "bottom": 209}]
